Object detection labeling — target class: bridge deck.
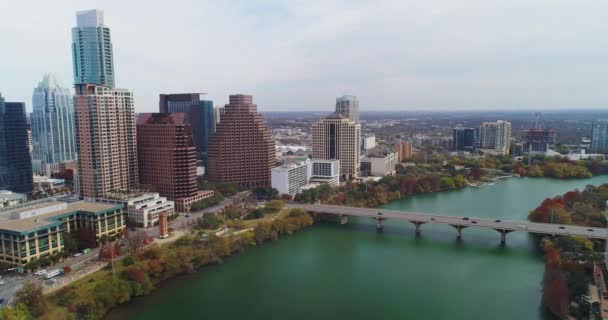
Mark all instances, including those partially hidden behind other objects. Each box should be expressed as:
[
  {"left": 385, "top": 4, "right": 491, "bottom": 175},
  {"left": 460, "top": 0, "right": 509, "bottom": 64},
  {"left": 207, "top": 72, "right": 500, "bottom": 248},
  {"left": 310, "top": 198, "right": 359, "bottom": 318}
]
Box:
[{"left": 289, "top": 203, "right": 608, "bottom": 240}]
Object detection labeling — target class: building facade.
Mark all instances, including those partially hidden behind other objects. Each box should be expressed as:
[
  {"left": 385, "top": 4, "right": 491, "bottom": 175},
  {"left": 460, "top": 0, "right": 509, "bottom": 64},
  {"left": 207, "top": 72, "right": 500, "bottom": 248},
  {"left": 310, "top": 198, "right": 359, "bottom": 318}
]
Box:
[
  {"left": 271, "top": 159, "right": 312, "bottom": 196},
  {"left": 310, "top": 159, "right": 340, "bottom": 187},
  {"left": 335, "top": 95, "right": 360, "bottom": 123},
  {"left": 453, "top": 127, "right": 475, "bottom": 151},
  {"left": 124, "top": 193, "right": 174, "bottom": 228},
  {"left": 0, "top": 200, "right": 124, "bottom": 267},
  {"left": 312, "top": 113, "right": 361, "bottom": 180},
  {"left": 137, "top": 113, "right": 214, "bottom": 212},
  {"left": 31, "top": 73, "right": 76, "bottom": 164},
  {"left": 361, "top": 152, "right": 398, "bottom": 177},
  {"left": 207, "top": 95, "right": 275, "bottom": 188},
  {"left": 159, "top": 93, "right": 214, "bottom": 161},
  {"left": 479, "top": 120, "right": 512, "bottom": 155},
  {"left": 72, "top": 9, "right": 114, "bottom": 87},
  {"left": 394, "top": 141, "right": 413, "bottom": 162},
  {"left": 362, "top": 134, "right": 376, "bottom": 151},
  {"left": 591, "top": 121, "right": 608, "bottom": 153},
  {"left": 523, "top": 129, "right": 556, "bottom": 154},
  {"left": 0, "top": 94, "right": 33, "bottom": 194},
  {"left": 72, "top": 10, "right": 138, "bottom": 199}
]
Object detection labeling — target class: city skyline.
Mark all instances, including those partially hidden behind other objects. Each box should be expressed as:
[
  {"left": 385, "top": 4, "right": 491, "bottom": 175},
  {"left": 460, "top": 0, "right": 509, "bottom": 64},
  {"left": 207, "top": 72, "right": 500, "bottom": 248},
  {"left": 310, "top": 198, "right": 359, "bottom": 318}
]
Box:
[{"left": 3, "top": 0, "right": 608, "bottom": 112}]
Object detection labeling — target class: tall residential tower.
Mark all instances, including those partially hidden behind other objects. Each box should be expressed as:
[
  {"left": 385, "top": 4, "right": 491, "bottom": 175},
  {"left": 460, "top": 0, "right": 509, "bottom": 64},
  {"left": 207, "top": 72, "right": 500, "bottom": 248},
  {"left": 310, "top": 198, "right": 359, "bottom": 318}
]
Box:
[
  {"left": 72, "top": 10, "right": 138, "bottom": 199},
  {"left": 312, "top": 112, "right": 361, "bottom": 180},
  {"left": 479, "top": 120, "right": 512, "bottom": 155}
]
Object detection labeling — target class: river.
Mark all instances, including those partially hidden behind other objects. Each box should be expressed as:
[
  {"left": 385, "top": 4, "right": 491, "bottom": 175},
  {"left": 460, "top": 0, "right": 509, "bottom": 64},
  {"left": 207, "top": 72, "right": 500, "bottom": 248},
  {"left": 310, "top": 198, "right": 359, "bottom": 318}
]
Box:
[{"left": 106, "top": 176, "right": 608, "bottom": 320}]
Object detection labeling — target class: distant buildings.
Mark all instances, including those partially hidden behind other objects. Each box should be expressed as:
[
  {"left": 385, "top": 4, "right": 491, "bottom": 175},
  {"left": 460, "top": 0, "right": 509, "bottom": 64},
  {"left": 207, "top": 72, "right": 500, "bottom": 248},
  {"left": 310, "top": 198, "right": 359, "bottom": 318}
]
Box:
[
  {"left": 312, "top": 112, "right": 361, "bottom": 180},
  {"left": 137, "top": 113, "right": 213, "bottom": 212},
  {"left": 159, "top": 93, "right": 215, "bottom": 161},
  {"left": 591, "top": 120, "right": 608, "bottom": 153},
  {"left": 0, "top": 93, "right": 33, "bottom": 194},
  {"left": 271, "top": 159, "right": 311, "bottom": 196},
  {"left": 207, "top": 94, "right": 276, "bottom": 188},
  {"left": 394, "top": 141, "right": 413, "bottom": 162},
  {"left": 335, "top": 95, "right": 360, "bottom": 123},
  {"left": 361, "top": 152, "right": 398, "bottom": 177},
  {"left": 453, "top": 127, "right": 475, "bottom": 151},
  {"left": 0, "top": 200, "right": 124, "bottom": 267},
  {"left": 479, "top": 120, "right": 511, "bottom": 155},
  {"left": 0, "top": 190, "right": 26, "bottom": 208},
  {"left": 72, "top": 10, "right": 138, "bottom": 199},
  {"left": 523, "top": 128, "right": 556, "bottom": 154},
  {"left": 31, "top": 73, "right": 76, "bottom": 164}
]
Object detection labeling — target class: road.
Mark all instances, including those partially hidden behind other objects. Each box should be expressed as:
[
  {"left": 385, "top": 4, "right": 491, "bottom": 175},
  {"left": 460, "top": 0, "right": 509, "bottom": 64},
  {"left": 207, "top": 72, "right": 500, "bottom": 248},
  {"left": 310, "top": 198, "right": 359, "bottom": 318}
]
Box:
[{"left": 289, "top": 203, "right": 608, "bottom": 240}]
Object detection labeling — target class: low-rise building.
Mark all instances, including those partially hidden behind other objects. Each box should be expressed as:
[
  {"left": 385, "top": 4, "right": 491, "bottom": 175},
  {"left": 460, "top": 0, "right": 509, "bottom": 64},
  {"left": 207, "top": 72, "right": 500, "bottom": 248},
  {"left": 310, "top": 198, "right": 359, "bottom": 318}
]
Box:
[
  {"left": 98, "top": 192, "right": 174, "bottom": 228},
  {"left": 271, "top": 159, "right": 312, "bottom": 196},
  {"left": 361, "top": 152, "right": 398, "bottom": 177},
  {"left": 0, "top": 200, "right": 124, "bottom": 267},
  {"left": 362, "top": 134, "right": 376, "bottom": 151},
  {"left": 309, "top": 159, "right": 340, "bottom": 187},
  {"left": 394, "top": 141, "right": 413, "bottom": 161},
  {"left": 174, "top": 190, "right": 214, "bottom": 213},
  {"left": 33, "top": 176, "right": 66, "bottom": 191}
]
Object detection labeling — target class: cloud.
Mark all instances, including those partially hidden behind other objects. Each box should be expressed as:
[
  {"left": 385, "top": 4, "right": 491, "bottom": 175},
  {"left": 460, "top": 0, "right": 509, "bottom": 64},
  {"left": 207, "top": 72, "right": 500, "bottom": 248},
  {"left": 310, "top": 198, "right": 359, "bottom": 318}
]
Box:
[{"left": 1, "top": 0, "right": 608, "bottom": 112}]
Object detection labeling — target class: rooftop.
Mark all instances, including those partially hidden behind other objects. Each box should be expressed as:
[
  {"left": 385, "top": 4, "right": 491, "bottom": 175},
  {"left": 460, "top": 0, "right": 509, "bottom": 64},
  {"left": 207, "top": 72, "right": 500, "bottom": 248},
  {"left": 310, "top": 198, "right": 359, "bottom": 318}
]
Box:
[{"left": 0, "top": 201, "right": 119, "bottom": 233}]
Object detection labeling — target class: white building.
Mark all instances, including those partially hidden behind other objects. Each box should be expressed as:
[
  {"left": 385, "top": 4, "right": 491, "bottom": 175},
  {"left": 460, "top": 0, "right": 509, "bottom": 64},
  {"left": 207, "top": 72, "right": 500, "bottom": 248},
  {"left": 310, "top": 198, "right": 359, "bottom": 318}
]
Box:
[
  {"left": 99, "top": 193, "right": 174, "bottom": 228},
  {"left": 361, "top": 152, "right": 398, "bottom": 176},
  {"left": 0, "top": 190, "right": 27, "bottom": 208},
  {"left": 271, "top": 159, "right": 312, "bottom": 196},
  {"left": 310, "top": 159, "right": 340, "bottom": 187},
  {"left": 479, "top": 120, "right": 511, "bottom": 155},
  {"left": 362, "top": 134, "right": 376, "bottom": 150}
]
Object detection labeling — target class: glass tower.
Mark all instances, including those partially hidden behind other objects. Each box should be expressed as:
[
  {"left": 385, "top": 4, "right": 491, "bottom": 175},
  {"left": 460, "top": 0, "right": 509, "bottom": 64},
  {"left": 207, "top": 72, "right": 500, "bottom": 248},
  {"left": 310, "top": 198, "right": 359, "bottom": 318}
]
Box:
[
  {"left": 71, "top": 9, "right": 115, "bottom": 87},
  {"left": 335, "top": 95, "right": 360, "bottom": 124},
  {"left": 0, "top": 93, "right": 34, "bottom": 193},
  {"left": 591, "top": 120, "right": 608, "bottom": 153},
  {"left": 31, "top": 73, "right": 76, "bottom": 164}
]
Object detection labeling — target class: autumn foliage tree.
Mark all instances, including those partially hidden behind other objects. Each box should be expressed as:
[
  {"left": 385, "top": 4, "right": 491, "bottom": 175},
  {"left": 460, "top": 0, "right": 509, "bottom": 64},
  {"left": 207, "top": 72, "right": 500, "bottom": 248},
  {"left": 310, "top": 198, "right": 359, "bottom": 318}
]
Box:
[{"left": 542, "top": 247, "right": 569, "bottom": 318}]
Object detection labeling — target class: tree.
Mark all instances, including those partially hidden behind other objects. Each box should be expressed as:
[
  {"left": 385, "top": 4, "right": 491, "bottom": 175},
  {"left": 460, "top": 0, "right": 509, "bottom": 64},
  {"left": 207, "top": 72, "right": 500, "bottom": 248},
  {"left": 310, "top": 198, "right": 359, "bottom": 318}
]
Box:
[
  {"left": 439, "top": 177, "right": 456, "bottom": 190},
  {"left": 198, "top": 213, "right": 220, "bottom": 229},
  {"left": 127, "top": 230, "right": 147, "bottom": 254},
  {"left": 76, "top": 226, "right": 97, "bottom": 249},
  {"left": 62, "top": 232, "right": 78, "bottom": 255},
  {"left": 253, "top": 221, "right": 272, "bottom": 244},
  {"left": 264, "top": 200, "right": 285, "bottom": 213},
  {"left": 15, "top": 282, "right": 46, "bottom": 317},
  {"left": 542, "top": 247, "right": 569, "bottom": 318}
]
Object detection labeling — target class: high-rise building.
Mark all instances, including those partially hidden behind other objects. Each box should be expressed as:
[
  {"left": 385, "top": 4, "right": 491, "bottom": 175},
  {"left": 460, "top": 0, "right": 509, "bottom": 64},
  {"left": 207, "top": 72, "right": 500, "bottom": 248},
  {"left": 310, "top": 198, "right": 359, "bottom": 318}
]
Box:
[
  {"left": 335, "top": 95, "right": 360, "bottom": 123},
  {"left": 479, "top": 120, "right": 512, "bottom": 155},
  {"left": 137, "top": 113, "right": 214, "bottom": 212},
  {"left": 213, "top": 106, "right": 224, "bottom": 128},
  {"left": 159, "top": 93, "right": 214, "bottom": 160},
  {"left": 207, "top": 94, "right": 275, "bottom": 188},
  {"left": 523, "top": 129, "right": 556, "bottom": 154},
  {"left": 0, "top": 93, "right": 34, "bottom": 194},
  {"left": 453, "top": 127, "right": 475, "bottom": 151},
  {"left": 72, "top": 10, "right": 137, "bottom": 199},
  {"left": 72, "top": 9, "right": 115, "bottom": 87},
  {"left": 31, "top": 73, "right": 77, "bottom": 164},
  {"left": 394, "top": 140, "right": 413, "bottom": 162},
  {"left": 591, "top": 120, "right": 608, "bottom": 153},
  {"left": 312, "top": 112, "right": 361, "bottom": 180}
]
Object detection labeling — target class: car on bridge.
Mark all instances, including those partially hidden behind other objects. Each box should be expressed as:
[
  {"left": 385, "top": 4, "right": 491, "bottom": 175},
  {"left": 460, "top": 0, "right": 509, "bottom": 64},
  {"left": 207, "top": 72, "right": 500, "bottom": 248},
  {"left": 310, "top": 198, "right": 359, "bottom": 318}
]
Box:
[
  {"left": 463, "top": 217, "right": 469, "bottom": 220},
  {"left": 559, "top": 226, "right": 566, "bottom": 229},
  {"left": 495, "top": 219, "right": 501, "bottom": 222}
]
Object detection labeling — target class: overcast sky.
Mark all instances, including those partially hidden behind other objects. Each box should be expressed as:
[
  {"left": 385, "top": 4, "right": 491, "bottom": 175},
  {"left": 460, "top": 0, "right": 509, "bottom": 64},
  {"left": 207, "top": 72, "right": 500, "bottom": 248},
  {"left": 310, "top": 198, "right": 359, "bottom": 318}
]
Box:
[{"left": 1, "top": 0, "right": 608, "bottom": 112}]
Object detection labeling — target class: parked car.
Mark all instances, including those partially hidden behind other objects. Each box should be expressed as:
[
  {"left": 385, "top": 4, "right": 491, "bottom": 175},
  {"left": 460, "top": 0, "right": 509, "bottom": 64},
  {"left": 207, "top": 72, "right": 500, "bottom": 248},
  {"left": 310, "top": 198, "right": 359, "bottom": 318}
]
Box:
[
  {"left": 34, "top": 269, "right": 47, "bottom": 276},
  {"left": 73, "top": 252, "right": 83, "bottom": 257}
]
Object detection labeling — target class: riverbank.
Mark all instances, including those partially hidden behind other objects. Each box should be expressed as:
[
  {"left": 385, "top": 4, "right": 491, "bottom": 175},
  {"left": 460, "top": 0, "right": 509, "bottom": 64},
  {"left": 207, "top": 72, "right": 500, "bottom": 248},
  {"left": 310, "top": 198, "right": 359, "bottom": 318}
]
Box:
[{"left": 0, "top": 208, "right": 314, "bottom": 320}]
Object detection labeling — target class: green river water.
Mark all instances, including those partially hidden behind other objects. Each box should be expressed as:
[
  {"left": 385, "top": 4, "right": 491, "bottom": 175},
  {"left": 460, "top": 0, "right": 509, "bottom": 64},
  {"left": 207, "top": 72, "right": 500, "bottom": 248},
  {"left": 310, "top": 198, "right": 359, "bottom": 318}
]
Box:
[{"left": 106, "top": 177, "right": 608, "bottom": 320}]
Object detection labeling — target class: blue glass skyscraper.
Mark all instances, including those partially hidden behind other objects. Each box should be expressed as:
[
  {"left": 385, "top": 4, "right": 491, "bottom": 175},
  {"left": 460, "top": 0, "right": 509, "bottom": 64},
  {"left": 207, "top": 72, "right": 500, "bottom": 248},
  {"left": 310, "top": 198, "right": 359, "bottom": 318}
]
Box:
[
  {"left": 72, "top": 9, "right": 115, "bottom": 87},
  {"left": 159, "top": 93, "right": 215, "bottom": 161},
  {"left": 31, "top": 73, "right": 76, "bottom": 164},
  {"left": 0, "top": 93, "right": 34, "bottom": 193}
]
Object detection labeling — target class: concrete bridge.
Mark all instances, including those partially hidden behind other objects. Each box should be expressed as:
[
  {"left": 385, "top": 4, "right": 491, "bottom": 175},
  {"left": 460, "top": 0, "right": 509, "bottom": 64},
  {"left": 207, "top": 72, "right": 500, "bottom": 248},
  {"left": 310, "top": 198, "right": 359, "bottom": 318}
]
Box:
[{"left": 288, "top": 203, "right": 608, "bottom": 245}]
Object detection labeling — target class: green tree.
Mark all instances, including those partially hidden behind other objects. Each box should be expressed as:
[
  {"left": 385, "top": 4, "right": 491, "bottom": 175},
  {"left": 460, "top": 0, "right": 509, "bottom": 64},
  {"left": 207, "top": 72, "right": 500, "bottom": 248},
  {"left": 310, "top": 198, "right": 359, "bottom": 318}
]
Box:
[
  {"left": 253, "top": 221, "right": 272, "bottom": 244},
  {"left": 197, "top": 213, "right": 220, "bottom": 229},
  {"left": 439, "top": 177, "right": 456, "bottom": 190},
  {"left": 264, "top": 200, "right": 285, "bottom": 213},
  {"left": 14, "top": 282, "right": 46, "bottom": 318}
]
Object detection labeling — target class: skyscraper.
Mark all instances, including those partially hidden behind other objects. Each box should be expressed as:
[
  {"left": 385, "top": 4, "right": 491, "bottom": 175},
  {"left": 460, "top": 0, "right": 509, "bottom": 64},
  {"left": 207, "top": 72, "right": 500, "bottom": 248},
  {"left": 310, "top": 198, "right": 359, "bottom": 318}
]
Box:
[
  {"left": 335, "top": 95, "right": 360, "bottom": 123},
  {"left": 523, "top": 129, "right": 556, "bottom": 154},
  {"left": 138, "top": 113, "right": 213, "bottom": 212},
  {"left": 72, "top": 9, "right": 114, "bottom": 87},
  {"left": 479, "top": 120, "right": 512, "bottom": 155},
  {"left": 591, "top": 120, "right": 608, "bottom": 153},
  {"left": 72, "top": 10, "right": 138, "bottom": 199},
  {"left": 312, "top": 112, "right": 361, "bottom": 180},
  {"left": 207, "top": 95, "right": 275, "bottom": 188},
  {"left": 0, "top": 93, "right": 33, "bottom": 194},
  {"left": 31, "top": 73, "right": 77, "bottom": 164},
  {"left": 159, "top": 93, "right": 215, "bottom": 161},
  {"left": 453, "top": 127, "right": 475, "bottom": 151}
]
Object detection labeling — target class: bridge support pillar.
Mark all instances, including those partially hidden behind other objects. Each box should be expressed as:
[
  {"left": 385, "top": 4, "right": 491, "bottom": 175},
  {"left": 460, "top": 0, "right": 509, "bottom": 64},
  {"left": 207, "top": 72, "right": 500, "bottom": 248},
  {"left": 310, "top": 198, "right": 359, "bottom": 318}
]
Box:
[
  {"left": 412, "top": 221, "right": 425, "bottom": 237},
  {"left": 376, "top": 218, "right": 384, "bottom": 232},
  {"left": 494, "top": 229, "right": 513, "bottom": 246},
  {"left": 450, "top": 225, "right": 466, "bottom": 240},
  {"left": 340, "top": 215, "right": 348, "bottom": 225}
]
